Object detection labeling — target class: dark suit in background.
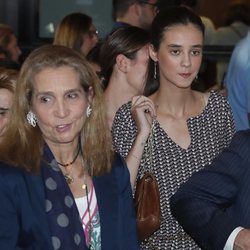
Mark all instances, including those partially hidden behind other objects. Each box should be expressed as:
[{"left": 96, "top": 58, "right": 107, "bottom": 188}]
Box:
[{"left": 170, "top": 130, "right": 250, "bottom": 250}]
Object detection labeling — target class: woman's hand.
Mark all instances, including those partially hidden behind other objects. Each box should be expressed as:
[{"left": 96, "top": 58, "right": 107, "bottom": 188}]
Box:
[{"left": 131, "top": 95, "right": 156, "bottom": 139}]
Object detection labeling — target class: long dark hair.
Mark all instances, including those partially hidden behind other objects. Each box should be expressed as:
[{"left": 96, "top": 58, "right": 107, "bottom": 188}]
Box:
[
  {"left": 144, "top": 6, "right": 205, "bottom": 96},
  {"left": 99, "top": 26, "right": 150, "bottom": 89}
]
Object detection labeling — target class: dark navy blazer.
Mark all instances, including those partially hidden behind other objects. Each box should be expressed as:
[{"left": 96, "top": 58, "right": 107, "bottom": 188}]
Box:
[
  {"left": 0, "top": 153, "right": 139, "bottom": 250},
  {"left": 170, "top": 130, "right": 250, "bottom": 250}
]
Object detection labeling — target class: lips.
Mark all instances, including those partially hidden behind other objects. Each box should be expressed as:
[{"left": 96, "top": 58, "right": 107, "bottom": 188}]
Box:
[
  {"left": 179, "top": 73, "right": 192, "bottom": 78},
  {"left": 56, "top": 124, "right": 71, "bottom": 133}
]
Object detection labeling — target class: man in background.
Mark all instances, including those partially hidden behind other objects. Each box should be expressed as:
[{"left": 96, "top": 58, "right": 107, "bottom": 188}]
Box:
[
  {"left": 224, "top": 32, "right": 250, "bottom": 131},
  {"left": 112, "top": 0, "right": 158, "bottom": 31}
]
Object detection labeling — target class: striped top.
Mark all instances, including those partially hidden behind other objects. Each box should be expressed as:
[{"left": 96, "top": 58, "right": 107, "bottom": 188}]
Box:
[{"left": 112, "top": 91, "right": 235, "bottom": 249}]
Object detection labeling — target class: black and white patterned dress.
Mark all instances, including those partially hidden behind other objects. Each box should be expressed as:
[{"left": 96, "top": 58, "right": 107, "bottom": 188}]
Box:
[{"left": 112, "top": 91, "right": 235, "bottom": 249}]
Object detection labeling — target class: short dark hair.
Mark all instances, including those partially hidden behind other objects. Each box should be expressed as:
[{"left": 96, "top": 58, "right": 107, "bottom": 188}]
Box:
[
  {"left": 112, "top": 0, "right": 135, "bottom": 20},
  {"left": 176, "top": 0, "right": 197, "bottom": 8}
]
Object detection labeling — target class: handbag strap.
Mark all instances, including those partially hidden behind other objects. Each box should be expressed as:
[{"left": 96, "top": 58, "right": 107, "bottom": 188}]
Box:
[{"left": 142, "top": 119, "right": 155, "bottom": 173}]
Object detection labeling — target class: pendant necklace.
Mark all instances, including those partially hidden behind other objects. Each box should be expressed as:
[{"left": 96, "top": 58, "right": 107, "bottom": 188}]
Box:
[{"left": 57, "top": 146, "right": 81, "bottom": 184}]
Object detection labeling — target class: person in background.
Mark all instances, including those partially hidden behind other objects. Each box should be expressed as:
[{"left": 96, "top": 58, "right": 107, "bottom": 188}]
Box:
[
  {"left": 112, "top": 6, "right": 235, "bottom": 248},
  {"left": 0, "top": 45, "right": 139, "bottom": 249},
  {"left": 0, "top": 68, "right": 17, "bottom": 141},
  {"left": 0, "top": 24, "right": 22, "bottom": 69},
  {"left": 177, "top": 0, "right": 216, "bottom": 45},
  {"left": 212, "top": 0, "right": 250, "bottom": 84},
  {"left": 170, "top": 128, "right": 250, "bottom": 250},
  {"left": 86, "top": 42, "right": 102, "bottom": 76},
  {"left": 224, "top": 32, "right": 250, "bottom": 131},
  {"left": 53, "top": 12, "right": 98, "bottom": 57},
  {"left": 112, "top": 0, "right": 158, "bottom": 31},
  {"left": 99, "top": 26, "right": 150, "bottom": 129}
]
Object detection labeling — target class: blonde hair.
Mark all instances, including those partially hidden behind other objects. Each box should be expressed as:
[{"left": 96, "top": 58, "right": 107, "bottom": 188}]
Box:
[
  {"left": 0, "top": 67, "right": 18, "bottom": 92},
  {"left": 0, "top": 45, "right": 113, "bottom": 176},
  {"left": 53, "top": 13, "right": 92, "bottom": 53}
]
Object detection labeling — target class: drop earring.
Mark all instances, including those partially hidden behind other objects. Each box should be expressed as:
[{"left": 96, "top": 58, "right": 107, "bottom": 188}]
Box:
[
  {"left": 86, "top": 105, "right": 92, "bottom": 118},
  {"left": 26, "top": 111, "right": 37, "bottom": 127},
  {"left": 154, "top": 61, "right": 157, "bottom": 80}
]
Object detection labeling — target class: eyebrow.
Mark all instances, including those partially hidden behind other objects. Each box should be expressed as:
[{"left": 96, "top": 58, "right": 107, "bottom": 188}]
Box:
[
  {"left": 0, "top": 107, "right": 9, "bottom": 111},
  {"left": 168, "top": 44, "right": 203, "bottom": 48},
  {"left": 36, "top": 88, "right": 81, "bottom": 96}
]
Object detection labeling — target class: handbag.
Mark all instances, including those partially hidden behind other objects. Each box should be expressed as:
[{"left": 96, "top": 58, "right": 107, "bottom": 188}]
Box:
[
  {"left": 134, "top": 172, "right": 161, "bottom": 241},
  {"left": 134, "top": 121, "right": 161, "bottom": 241}
]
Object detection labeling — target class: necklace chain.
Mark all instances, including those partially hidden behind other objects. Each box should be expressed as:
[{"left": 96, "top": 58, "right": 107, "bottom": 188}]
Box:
[{"left": 56, "top": 146, "right": 81, "bottom": 167}]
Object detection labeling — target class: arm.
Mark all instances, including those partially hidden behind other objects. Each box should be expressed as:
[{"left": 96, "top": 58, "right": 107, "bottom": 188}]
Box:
[
  {"left": 125, "top": 96, "right": 156, "bottom": 187},
  {"left": 170, "top": 131, "right": 250, "bottom": 250},
  {"left": 112, "top": 96, "right": 156, "bottom": 188}
]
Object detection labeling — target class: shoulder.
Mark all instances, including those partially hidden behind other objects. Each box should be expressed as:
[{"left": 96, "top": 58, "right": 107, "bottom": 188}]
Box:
[
  {"left": 113, "top": 102, "right": 132, "bottom": 122},
  {"left": 200, "top": 16, "right": 215, "bottom": 29},
  {"left": 207, "top": 90, "right": 230, "bottom": 106},
  {"left": 0, "top": 162, "right": 25, "bottom": 183},
  {"left": 0, "top": 163, "right": 29, "bottom": 203},
  {"left": 112, "top": 101, "right": 135, "bottom": 135}
]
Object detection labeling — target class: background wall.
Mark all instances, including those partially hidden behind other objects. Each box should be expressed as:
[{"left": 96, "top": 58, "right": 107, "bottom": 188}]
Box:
[{"left": 196, "top": 0, "right": 229, "bottom": 28}]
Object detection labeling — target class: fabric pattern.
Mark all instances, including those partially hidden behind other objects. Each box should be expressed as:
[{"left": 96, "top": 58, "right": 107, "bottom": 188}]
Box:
[
  {"left": 112, "top": 91, "right": 235, "bottom": 249},
  {"left": 41, "top": 146, "right": 87, "bottom": 250}
]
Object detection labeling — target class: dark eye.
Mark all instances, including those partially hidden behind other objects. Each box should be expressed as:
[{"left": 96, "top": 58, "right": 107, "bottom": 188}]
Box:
[
  {"left": 0, "top": 109, "right": 9, "bottom": 116},
  {"left": 191, "top": 50, "right": 201, "bottom": 56},
  {"left": 67, "top": 92, "right": 78, "bottom": 99},
  {"left": 40, "top": 96, "right": 50, "bottom": 103},
  {"left": 170, "top": 50, "right": 180, "bottom": 55}
]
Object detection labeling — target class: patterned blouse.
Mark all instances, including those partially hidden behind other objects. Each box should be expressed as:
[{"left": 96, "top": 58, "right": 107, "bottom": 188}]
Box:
[{"left": 112, "top": 91, "right": 235, "bottom": 249}]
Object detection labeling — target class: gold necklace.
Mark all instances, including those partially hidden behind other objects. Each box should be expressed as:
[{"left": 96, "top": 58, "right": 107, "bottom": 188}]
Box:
[{"left": 57, "top": 146, "right": 81, "bottom": 184}]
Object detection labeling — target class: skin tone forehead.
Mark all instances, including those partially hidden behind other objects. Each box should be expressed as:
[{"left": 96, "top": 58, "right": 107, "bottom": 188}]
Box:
[
  {"left": 32, "top": 66, "right": 82, "bottom": 95},
  {"left": 160, "top": 23, "right": 204, "bottom": 47},
  {"left": 0, "top": 89, "right": 13, "bottom": 108}
]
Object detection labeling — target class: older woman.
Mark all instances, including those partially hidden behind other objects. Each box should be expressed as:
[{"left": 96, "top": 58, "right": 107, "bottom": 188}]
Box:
[{"left": 0, "top": 45, "right": 139, "bottom": 249}]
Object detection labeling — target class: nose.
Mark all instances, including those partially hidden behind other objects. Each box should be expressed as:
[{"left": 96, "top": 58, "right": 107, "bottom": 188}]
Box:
[
  {"left": 181, "top": 53, "right": 191, "bottom": 68},
  {"left": 54, "top": 100, "right": 69, "bottom": 118}
]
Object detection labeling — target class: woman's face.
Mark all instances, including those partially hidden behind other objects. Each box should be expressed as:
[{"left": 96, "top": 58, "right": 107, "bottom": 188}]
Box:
[
  {"left": 126, "top": 45, "right": 150, "bottom": 93},
  {"left": 31, "top": 66, "right": 91, "bottom": 147},
  {"left": 150, "top": 23, "right": 203, "bottom": 89},
  {"left": 0, "top": 88, "right": 13, "bottom": 139},
  {"left": 81, "top": 24, "right": 98, "bottom": 56},
  {"left": 7, "top": 34, "right": 22, "bottom": 62}
]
